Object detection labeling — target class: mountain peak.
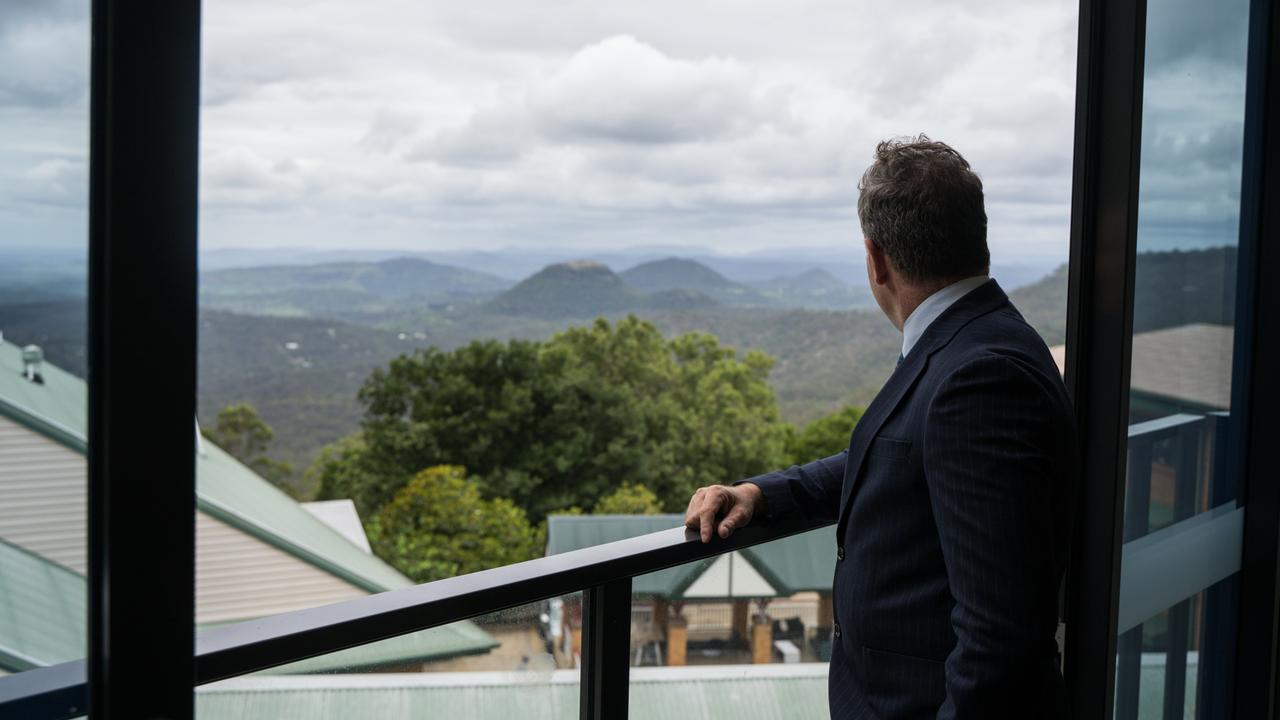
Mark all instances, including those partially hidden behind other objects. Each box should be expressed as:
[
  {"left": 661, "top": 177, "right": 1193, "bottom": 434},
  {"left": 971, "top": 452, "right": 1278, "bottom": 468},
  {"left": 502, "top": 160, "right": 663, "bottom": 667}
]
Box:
[
  {"left": 620, "top": 257, "right": 739, "bottom": 292},
  {"left": 488, "top": 261, "right": 636, "bottom": 319},
  {"left": 559, "top": 259, "right": 608, "bottom": 271}
]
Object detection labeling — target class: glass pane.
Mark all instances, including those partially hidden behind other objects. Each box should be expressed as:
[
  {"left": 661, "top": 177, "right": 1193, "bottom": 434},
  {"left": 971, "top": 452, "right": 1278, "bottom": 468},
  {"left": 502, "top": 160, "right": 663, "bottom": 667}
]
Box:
[
  {"left": 621, "top": 528, "right": 833, "bottom": 715},
  {"left": 1115, "top": 0, "right": 1252, "bottom": 716},
  {"left": 0, "top": 0, "right": 91, "bottom": 686},
  {"left": 198, "top": 594, "right": 581, "bottom": 719}
]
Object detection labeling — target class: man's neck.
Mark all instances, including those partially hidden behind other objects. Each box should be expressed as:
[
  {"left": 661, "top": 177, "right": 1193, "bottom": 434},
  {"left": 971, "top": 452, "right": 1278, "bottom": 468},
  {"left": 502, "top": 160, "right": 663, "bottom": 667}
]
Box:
[{"left": 892, "top": 280, "right": 953, "bottom": 331}]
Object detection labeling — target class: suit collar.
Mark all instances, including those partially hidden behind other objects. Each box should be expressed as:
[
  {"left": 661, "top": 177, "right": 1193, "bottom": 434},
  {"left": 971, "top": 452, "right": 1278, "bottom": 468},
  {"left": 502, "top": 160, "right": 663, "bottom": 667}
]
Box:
[
  {"left": 835, "top": 279, "right": 1009, "bottom": 537},
  {"left": 913, "top": 278, "right": 1008, "bottom": 360}
]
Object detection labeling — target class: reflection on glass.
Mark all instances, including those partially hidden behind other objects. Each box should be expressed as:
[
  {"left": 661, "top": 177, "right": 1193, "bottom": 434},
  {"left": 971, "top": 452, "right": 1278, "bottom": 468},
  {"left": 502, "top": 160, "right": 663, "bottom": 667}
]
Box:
[
  {"left": 0, "top": 0, "right": 91, "bottom": 684},
  {"left": 1115, "top": 0, "right": 1251, "bottom": 717},
  {"left": 198, "top": 594, "right": 581, "bottom": 718}
]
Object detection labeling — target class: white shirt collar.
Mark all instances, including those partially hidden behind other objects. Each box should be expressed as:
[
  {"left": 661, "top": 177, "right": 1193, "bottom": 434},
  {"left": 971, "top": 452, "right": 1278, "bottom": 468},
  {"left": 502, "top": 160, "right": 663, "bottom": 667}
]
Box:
[{"left": 901, "top": 275, "right": 990, "bottom": 360}]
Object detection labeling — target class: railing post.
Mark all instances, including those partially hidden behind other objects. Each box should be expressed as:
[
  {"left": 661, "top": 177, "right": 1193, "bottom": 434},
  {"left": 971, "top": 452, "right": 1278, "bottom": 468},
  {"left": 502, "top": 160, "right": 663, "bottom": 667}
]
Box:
[
  {"left": 1161, "top": 420, "right": 1202, "bottom": 720},
  {"left": 1116, "top": 436, "right": 1153, "bottom": 720},
  {"left": 580, "top": 578, "right": 632, "bottom": 720}
]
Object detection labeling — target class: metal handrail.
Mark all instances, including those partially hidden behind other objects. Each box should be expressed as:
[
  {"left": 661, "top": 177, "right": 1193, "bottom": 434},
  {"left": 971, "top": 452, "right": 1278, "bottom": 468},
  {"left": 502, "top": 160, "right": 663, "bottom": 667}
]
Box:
[{"left": 0, "top": 513, "right": 832, "bottom": 719}]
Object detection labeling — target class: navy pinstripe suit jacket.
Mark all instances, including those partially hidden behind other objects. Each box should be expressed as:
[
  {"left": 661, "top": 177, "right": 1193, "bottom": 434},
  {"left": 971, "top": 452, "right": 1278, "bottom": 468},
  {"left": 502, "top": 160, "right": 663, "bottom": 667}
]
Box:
[{"left": 746, "top": 280, "right": 1077, "bottom": 719}]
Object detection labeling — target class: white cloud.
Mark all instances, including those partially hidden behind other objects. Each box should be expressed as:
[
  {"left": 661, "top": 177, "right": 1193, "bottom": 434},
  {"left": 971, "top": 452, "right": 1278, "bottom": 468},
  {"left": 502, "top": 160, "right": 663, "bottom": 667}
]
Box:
[{"left": 0, "top": 0, "right": 1115, "bottom": 270}]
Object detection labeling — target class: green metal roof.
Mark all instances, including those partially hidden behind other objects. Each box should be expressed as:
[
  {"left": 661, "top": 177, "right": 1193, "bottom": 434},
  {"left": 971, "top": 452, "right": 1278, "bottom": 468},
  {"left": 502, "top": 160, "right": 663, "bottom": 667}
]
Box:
[
  {"left": 0, "top": 338, "right": 412, "bottom": 595},
  {"left": 0, "top": 537, "right": 84, "bottom": 671},
  {"left": 0, "top": 341, "right": 497, "bottom": 671},
  {"left": 547, "top": 515, "right": 709, "bottom": 598},
  {"left": 0, "top": 536, "right": 491, "bottom": 675},
  {"left": 195, "top": 442, "right": 412, "bottom": 594},
  {"left": 196, "top": 665, "right": 832, "bottom": 720},
  {"left": 0, "top": 340, "right": 87, "bottom": 451},
  {"left": 546, "top": 515, "right": 835, "bottom": 597}
]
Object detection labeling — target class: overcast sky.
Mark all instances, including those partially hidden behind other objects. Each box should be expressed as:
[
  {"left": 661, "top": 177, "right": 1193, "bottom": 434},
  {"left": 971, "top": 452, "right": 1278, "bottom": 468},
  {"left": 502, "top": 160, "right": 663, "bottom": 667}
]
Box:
[{"left": 0, "top": 0, "right": 1250, "bottom": 271}]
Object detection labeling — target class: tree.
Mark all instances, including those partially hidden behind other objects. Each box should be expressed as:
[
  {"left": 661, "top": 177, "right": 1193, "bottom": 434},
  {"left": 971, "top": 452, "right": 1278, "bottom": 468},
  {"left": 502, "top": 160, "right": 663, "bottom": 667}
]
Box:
[
  {"left": 202, "top": 403, "right": 295, "bottom": 493},
  {"left": 785, "top": 405, "right": 865, "bottom": 467},
  {"left": 370, "top": 465, "right": 542, "bottom": 583},
  {"left": 314, "top": 316, "right": 790, "bottom": 519},
  {"left": 593, "top": 483, "right": 663, "bottom": 515}
]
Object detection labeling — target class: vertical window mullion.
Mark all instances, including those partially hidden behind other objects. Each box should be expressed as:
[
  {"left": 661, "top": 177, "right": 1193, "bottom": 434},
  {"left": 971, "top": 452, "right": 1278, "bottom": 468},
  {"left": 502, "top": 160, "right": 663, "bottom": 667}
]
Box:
[{"left": 87, "top": 1, "right": 202, "bottom": 718}]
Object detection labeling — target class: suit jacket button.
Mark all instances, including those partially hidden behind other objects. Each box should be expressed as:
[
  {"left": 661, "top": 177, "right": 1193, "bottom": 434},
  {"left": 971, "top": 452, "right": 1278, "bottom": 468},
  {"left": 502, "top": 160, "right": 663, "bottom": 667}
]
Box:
[
  {"left": 836, "top": 547, "right": 845, "bottom": 561},
  {"left": 833, "top": 623, "right": 841, "bottom": 638}
]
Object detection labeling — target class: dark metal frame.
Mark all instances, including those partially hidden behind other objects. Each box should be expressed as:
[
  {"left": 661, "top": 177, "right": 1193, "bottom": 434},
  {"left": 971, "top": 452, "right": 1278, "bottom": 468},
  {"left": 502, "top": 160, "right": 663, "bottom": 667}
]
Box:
[
  {"left": 1231, "top": 0, "right": 1280, "bottom": 715},
  {"left": 1062, "top": 0, "right": 1147, "bottom": 715},
  {"left": 1066, "top": 0, "right": 1280, "bottom": 716},
  {"left": 3, "top": 0, "right": 1280, "bottom": 717},
  {"left": 580, "top": 579, "right": 634, "bottom": 719},
  {"left": 86, "top": 1, "right": 202, "bottom": 719}
]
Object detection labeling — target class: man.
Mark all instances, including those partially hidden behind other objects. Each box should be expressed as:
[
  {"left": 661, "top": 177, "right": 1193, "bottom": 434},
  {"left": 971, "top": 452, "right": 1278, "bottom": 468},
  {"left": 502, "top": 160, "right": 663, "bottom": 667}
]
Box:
[{"left": 684, "top": 136, "right": 1077, "bottom": 719}]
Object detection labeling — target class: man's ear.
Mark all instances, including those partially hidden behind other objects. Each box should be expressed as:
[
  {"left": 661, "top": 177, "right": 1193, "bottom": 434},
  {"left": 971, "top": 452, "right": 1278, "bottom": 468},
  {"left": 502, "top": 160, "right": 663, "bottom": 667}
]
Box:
[{"left": 864, "top": 236, "right": 891, "bottom": 285}]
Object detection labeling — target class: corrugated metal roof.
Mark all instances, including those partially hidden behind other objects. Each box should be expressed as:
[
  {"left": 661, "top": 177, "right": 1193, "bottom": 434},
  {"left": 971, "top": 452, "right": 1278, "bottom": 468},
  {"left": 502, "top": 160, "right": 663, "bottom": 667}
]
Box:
[
  {"left": 0, "top": 341, "right": 497, "bottom": 671},
  {"left": 0, "top": 339, "right": 411, "bottom": 594},
  {"left": 547, "top": 515, "right": 708, "bottom": 597},
  {"left": 197, "top": 665, "right": 832, "bottom": 720},
  {"left": 196, "top": 442, "right": 411, "bottom": 594},
  {"left": 0, "top": 537, "right": 84, "bottom": 671},
  {"left": 0, "top": 340, "right": 86, "bottom": 451},
  {"left": 546, "top": 515, "right": 835, "bottom": 596}
]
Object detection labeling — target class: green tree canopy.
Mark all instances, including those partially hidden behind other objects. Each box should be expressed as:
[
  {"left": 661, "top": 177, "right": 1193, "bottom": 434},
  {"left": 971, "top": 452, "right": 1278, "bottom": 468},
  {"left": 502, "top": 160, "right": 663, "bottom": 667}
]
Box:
[
  {"left": 785, "top": 405, "right": 865, "bottom": 466},
  {"left": 593, "top": 483, "right": 663, "bottom": 515},
  {"left": 314, "top": 316, "right": 789, "bottom": 519},
  {"left": 370, "top": 466, "right": 542, "bottom": 583},
  {"left": 202, "top": 403, "right": 295, "bottom": 493}
]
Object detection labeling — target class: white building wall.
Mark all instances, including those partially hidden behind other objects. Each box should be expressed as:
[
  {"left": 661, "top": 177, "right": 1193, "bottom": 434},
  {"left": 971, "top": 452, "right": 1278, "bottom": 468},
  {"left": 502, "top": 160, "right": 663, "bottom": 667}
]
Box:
[{"left": 0, "top": 414, "right": 87, "bottom": 573}]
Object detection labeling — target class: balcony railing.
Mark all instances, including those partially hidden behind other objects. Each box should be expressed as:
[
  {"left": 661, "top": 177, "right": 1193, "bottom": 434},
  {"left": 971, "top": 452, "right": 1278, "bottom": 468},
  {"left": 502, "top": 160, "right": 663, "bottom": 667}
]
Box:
[
  {"left": 0, "top": 411, "right": 1241, "bottom": 720},
  {"left": 0, "top": 510, "right": 831, "bottom": 720}
]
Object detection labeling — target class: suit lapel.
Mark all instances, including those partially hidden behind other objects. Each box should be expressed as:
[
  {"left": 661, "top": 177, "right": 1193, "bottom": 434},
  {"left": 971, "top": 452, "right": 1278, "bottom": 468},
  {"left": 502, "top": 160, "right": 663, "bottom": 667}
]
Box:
[
  {"left": 835, "top": 280, "right": 1010, "bottom": 537},
  {"left": 837, "top": 350, "right": 928, "bottom": 536}
]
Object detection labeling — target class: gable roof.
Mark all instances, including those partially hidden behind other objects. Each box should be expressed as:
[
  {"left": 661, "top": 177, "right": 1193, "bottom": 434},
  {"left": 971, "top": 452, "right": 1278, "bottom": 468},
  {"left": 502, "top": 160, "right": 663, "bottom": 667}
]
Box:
[
  {"left": 0, "top": 338, "right": 409, "bottom": 593},
  {"left": 0, "top": 532, "right": 495, "bottom": 674},
  {"left": 546, "top": 515, "right": 835, "bottom": 598},
  {"left": 196, "top": 442, "right": 410, "bottom": 593},
  {"left": 0, "top": 340, "right": 496, "bottom": 670}
]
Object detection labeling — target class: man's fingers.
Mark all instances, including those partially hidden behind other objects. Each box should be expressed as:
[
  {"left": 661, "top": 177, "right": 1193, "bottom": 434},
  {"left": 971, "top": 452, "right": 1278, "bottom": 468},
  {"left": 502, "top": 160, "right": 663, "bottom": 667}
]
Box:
[
  {"left": 718, "top": 501, "right": 752, "bottom": 539},
  {"left": 698, "top": 490, "right": 723, "bottom": 543},
  {"left": 684, "top": 488, "right": 706, "bottom": 528}
]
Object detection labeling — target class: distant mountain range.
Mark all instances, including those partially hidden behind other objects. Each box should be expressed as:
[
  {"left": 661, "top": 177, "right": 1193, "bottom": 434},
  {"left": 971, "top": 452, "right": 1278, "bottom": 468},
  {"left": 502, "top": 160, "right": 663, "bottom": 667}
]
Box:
[
  {"left": 5, "top": 245, "right": 1227, "bottom": 498},
  {"left": 195, "top": 245, "right": 1055, "bottom": 289},
  {"left": 200, "top": 258, "right": 514, "bottom": 324},
  {"left": 199, "top": 255, "right": 878, "bottom": 323}
]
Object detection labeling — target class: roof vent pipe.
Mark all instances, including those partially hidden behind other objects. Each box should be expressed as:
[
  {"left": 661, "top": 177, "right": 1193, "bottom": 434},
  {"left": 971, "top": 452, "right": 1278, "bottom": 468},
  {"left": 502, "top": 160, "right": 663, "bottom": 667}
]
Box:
[{"left": 22, "top": 345, "right": 44, "bottom": 385}]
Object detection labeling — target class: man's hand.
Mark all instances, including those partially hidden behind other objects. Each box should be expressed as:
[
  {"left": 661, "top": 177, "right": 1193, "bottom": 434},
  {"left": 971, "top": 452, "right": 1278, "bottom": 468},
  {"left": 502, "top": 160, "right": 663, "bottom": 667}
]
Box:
[{"left": 684, "top": 483, "right": 765, "bottom": 543}]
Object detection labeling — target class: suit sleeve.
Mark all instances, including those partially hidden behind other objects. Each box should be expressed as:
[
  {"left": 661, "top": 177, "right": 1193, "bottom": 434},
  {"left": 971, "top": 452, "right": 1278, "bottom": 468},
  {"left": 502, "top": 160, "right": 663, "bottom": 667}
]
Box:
[
  {"left": 735, "top": 450, "right": 847, "bottom": 522},
  {"left": 923, "top": 355, "right": 1064, "bottom": 719}
]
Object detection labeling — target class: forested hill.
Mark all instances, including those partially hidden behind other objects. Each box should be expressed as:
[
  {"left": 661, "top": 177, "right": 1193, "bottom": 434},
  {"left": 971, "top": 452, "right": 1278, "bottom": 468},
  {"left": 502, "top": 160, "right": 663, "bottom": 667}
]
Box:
[
  {"left": 486, "top": 261, "right": 646, "bottom": 318},
  {"left": 620, "top": 257, "right": 743, "bottom": 293}
]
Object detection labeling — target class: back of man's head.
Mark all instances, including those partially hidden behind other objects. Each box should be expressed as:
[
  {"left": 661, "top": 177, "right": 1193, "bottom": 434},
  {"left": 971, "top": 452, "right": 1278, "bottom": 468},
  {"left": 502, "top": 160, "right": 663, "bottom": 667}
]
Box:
[{"left": 857, "top": 135, "right": 989, "bottom": 284}]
